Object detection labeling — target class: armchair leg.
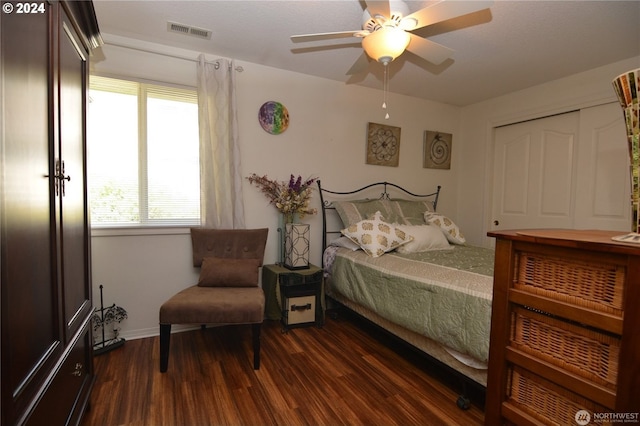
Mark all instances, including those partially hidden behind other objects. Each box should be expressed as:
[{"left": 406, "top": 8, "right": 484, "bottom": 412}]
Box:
[
  {"left": 160, "top": 323, "right": 171, "bottom": 372},
  {"left": 252, "top": 323, "right": 261, "bottom": 370}
]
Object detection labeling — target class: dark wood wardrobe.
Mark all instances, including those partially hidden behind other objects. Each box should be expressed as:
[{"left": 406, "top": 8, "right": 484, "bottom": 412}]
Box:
[{"left": 1, "top": 1, "right": 101, "bottom": 424}]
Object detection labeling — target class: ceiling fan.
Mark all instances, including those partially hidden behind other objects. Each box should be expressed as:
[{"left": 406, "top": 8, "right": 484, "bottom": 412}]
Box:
[{"left": 291, "top": 0, "right": 494, "bottom": 75}]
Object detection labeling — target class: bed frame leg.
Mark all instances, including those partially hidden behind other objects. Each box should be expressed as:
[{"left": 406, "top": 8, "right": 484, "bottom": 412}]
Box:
[
  {"left": 456, "top": 381, "right": 471, "bottom": 410},
  {"left": 456, "top": 395, "right": 471, "bottom": 410}
]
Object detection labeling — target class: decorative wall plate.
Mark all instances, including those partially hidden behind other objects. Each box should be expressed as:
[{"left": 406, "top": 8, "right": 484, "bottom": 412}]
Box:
[
  {"left": 366, "top": 122, "right": 400, "bottom": 167},
  {"left": 423, "top": 130, "right": 452, "bottom": 169},
  {"left": 258, "top": 101, "right": 289, "bottom": 135}
]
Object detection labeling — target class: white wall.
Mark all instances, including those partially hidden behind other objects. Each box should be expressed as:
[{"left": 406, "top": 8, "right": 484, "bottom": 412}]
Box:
[
  {"left": 457, "top": 56, "right": 640, "bottom": 247},
  {"left": 89, "top": 36, "right": 461, "bottom": 339}
]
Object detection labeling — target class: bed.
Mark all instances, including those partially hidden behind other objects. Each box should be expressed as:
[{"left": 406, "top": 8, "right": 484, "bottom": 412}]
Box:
[{"left": 317, "top": 180, "right": 495, "bottom": 401}]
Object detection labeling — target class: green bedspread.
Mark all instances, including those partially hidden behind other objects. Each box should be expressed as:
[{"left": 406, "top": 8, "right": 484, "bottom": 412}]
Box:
[{"left": 328, "top": 245, "right": 495, "bottom": 363}]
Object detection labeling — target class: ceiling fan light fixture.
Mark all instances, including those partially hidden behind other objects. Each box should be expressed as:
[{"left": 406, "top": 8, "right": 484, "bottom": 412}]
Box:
[{"left": 362, "top": 27, "right": 410, "bottom": 64}]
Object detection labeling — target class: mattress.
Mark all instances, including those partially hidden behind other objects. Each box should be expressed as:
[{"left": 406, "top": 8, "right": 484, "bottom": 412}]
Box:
[{"left": 324, "top": 245, "right": 494, "bottom": 364}]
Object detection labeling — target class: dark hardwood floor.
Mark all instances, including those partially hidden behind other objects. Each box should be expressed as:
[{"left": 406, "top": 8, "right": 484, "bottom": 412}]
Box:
[{"left": 82, "top": 311, "right": 485, "bottom": 426}]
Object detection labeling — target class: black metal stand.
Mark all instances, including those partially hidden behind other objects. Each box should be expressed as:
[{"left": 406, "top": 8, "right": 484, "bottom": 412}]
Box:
[{"left": 92, "top": 285, "right": 127, "bottom": 356}]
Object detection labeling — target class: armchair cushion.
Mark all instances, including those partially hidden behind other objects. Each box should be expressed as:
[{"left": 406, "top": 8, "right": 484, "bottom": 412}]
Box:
[
  {"left": 198, "top": 257, "right": 261, "bottom": 287},
  {"left": 159, "top": 286, "right": 265, "bottom": 324}
]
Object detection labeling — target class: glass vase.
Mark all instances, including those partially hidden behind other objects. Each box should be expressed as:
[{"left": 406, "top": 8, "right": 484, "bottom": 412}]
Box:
[{"left": 612, "top": 69, "right": 640, "bottom": 234}]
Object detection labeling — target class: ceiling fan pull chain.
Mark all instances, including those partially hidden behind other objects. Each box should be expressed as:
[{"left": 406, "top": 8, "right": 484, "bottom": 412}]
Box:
[{"left": 383, "top": 63, "right": 390, "bottom": 119}]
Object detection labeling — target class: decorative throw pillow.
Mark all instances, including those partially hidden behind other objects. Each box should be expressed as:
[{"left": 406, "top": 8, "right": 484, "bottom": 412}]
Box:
[
  {"left": 424, "top": 212, "right": 466, "bottom": 245},
  {"left": 341, "top": 211, "right": 412, "bottom": 257},
  {"left": 395, "top": 224, "right": 452, "bottom": 254},
  {"left": 198, "top": 257, "right": 261, "bottom": 287}
]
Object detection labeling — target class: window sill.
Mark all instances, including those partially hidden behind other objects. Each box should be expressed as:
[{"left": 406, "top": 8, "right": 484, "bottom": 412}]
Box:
[{"left": 90, "top": 226, "right": 194, "bottom": 237}]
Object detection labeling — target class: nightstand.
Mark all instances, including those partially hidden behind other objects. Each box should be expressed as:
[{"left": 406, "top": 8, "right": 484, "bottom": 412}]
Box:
[{"left": 262, "top": 264, "right": 324, "bottom": 330}]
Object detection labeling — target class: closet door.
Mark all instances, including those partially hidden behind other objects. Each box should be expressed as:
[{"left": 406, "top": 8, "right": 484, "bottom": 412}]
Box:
[
  {"left": 491, "top": 105, "right": 629, "bottom": 233},
  {"left": 491, "top": 112, "right": 579, "bottom": 231},
  {"left": 573, "top": 103, "right": 629, "bottom": 230},
  {"left": 0, "top": 4, "right": 65, "bottom": 425}
]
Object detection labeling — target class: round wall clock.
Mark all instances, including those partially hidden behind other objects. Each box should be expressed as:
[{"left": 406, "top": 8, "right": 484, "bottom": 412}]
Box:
[{"left": 258, "top": 101, "right": 289, "bottom": 135}]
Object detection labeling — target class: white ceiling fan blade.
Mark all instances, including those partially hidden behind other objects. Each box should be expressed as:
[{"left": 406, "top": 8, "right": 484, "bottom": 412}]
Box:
[
  {"left": 401, "top": 0, "right": 493, "bottom": 31},
  {"left": 291, "top": 31, "right": 363, "bottom": 42},
  {"left": 406, "top": 33, "right": 454, "bottom": 65},
  {"left": 346, "top": 52, "right": 371, "bottom": 75},
  {"left": 364, "top": 0, "right": 390, "bottom": 21}
]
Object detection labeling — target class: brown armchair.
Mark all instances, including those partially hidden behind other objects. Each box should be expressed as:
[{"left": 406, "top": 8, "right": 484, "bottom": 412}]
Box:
[{"left": 159, "top": 228, "right": 269, "bottom": 372}]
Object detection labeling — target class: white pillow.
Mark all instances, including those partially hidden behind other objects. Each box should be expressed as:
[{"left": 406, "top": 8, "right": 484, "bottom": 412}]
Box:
[
  {"left": 329, "top": 236, "right": 361, "bottom": 251},
  {"left": 341, "top": 211, "right": 412, "bottom": 258},
  {"left": 395, "top": 224, "right": 452, "bottom": 253},
  {"left": 424, "top": 212, "right": 466, "bottom": 245}
]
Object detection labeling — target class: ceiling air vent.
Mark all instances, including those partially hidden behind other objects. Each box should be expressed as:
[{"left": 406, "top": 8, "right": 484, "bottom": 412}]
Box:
[{"left": 167, "top": 21, "right": 212, "bottom": 40}]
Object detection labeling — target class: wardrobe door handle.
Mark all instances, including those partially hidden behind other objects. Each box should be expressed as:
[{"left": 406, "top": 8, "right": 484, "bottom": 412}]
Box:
[
  {"left": 49, "top": 160, "right": 71, "bottom": 196},
  {"left": 71, "top": 362, "right": 83, "bottom": 377}
]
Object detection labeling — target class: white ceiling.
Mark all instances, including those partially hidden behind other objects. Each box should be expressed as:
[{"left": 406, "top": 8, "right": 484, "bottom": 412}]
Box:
[{"left": 92, "top": 0, "right": 640, "bottom": 106}]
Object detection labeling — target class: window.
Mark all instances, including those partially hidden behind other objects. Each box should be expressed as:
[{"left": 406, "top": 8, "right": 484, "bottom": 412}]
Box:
[{"left": 88, "top": 76, "right": 200, "bottom": 227}]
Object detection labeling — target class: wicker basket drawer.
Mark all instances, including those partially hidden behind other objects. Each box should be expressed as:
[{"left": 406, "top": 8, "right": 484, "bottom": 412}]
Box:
[
  {"left": 510, "top": 307, "right": 620, "bottom": 389},
  {"left": 515, "top": 252, "right": 625, "bottom": 316},
  {"left": 506, "top": 366, "right": 612, "bottom": 426}
]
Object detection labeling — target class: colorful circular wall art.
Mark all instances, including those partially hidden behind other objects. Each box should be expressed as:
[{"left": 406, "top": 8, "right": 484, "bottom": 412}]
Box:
[{"left": 258, "top": 101, "right": 289, "bottom": 135}]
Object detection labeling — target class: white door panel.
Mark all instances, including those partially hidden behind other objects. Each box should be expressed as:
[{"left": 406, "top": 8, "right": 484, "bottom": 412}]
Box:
[
  {"left": 501, "top": 135, "right": 530, "bottom": 215},
  {"left": 574, "top": 103, "right": 629, "bottom": 230},
  {"left": 492, "top": 112, "right": 578, "bottom": 231},
  {"left": 539, "top": 130, "right": 575, "bottom": 217}
]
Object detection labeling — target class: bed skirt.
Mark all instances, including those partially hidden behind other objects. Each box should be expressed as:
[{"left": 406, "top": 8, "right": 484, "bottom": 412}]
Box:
[{"left": 327, "top": 284, "right": 488, "bottom": 387}]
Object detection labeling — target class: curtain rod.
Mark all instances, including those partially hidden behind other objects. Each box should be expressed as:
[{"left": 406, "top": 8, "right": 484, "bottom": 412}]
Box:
[{"left": 104, "top": 40, "right": 244, "bottom": 72}]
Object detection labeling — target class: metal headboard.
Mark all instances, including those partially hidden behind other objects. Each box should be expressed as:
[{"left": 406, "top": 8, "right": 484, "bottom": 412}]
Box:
[{"left": 317, "top": 180, "right": 441, "bottom": 267}]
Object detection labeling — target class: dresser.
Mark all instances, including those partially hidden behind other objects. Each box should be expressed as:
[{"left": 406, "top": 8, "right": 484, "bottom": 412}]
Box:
[
  {"left": 485, "top": 229, "right": 640, "bottom": 426},
  {"left": 1, "top": 2, "right": 101, "bottom": 424}
]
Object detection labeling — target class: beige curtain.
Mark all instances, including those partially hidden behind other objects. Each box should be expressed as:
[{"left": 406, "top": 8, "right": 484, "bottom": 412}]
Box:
[{"left": 197, "top": 54, "right": 245, "bottom": 228}]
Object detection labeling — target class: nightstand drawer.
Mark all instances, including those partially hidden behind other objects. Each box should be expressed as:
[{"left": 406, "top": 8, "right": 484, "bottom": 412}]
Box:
[{"left": 284, "top": 295, "right": 316, "bottom": 326}]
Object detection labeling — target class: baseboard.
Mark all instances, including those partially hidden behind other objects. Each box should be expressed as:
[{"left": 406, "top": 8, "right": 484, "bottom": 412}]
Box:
[{"left": 118, "top": 324, "right": 200, "bottom": 341}]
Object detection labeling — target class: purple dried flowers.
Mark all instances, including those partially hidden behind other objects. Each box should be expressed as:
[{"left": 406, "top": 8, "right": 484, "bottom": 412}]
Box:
[{"left": 247, "top": 173, "right": 318, "bottom": 221}]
